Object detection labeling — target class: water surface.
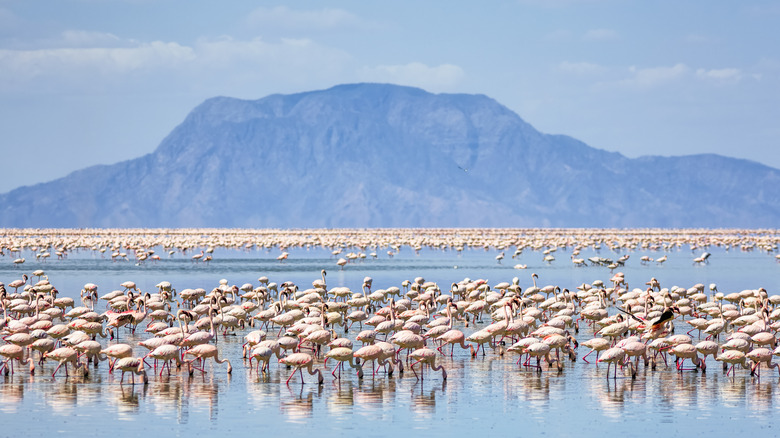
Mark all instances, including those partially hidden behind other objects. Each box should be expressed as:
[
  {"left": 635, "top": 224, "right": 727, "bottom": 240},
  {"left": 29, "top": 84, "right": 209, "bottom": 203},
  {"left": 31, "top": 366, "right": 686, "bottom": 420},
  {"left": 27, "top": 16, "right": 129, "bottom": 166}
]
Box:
[{"left": 1, "top": 243, "right": 778, "bottom": 436}]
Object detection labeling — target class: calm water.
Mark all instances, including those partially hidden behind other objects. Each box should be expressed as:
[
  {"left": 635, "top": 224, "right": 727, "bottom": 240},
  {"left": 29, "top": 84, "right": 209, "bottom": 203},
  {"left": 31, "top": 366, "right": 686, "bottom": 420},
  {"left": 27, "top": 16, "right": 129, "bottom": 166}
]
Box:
[{"left": 1, "top": 244, "right": 779, "bottom": 436}]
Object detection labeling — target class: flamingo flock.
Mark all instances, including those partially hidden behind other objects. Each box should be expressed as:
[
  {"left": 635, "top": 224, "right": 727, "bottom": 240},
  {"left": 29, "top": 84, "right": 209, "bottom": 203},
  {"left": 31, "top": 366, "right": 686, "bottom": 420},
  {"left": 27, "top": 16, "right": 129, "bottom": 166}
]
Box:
[{"left": 0, "top": 227, "right": 779, "bottom": 394}]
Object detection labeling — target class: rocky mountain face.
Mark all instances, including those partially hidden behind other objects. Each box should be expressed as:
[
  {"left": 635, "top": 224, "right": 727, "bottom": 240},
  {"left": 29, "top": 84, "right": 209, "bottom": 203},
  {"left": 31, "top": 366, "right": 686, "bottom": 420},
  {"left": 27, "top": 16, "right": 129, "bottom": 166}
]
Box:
[{"left": 2, "top": 83, "right": 778, "bottom": 228}]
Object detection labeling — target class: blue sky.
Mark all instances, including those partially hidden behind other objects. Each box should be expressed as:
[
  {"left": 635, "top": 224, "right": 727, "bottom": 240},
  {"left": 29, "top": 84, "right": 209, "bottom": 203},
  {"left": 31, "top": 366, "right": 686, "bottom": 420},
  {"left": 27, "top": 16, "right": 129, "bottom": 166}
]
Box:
[{"left": 1, "top": 0, "right": 778, "bottom": 193}]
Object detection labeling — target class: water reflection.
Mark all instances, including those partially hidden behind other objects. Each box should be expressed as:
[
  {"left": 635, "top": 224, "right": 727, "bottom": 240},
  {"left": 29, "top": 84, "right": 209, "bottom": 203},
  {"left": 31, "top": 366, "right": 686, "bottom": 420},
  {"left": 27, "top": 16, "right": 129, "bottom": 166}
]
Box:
[
  {"left": 326, "top": 380, "right": 355, "bottom": 415},
  {"left": 113, "top": 384, "right": 145, "bottom": 417},
  {"left": 45, "top": 379, "right": 81, "bottom": 414},
  {"left": 2, "top": 245, "right": 780, "bottom": 435},
  {"left": 409, "top": 381, "right": 445, "bottom": 418},
  {"left": 0, "top": 379, "right": 24, "bottom": 413},
  {"left": 354, "top": 377, "right": 398, "bottom": 407},
  {"left": 280, "top": 384, "right": 322, "bottom": 423}
]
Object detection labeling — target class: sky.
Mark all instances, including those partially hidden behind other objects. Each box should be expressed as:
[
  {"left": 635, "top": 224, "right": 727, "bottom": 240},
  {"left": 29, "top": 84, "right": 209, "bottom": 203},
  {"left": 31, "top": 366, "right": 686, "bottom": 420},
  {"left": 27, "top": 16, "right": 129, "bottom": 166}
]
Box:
[{"left": 1, "top": 0, "right": 779, "bottom": 193}]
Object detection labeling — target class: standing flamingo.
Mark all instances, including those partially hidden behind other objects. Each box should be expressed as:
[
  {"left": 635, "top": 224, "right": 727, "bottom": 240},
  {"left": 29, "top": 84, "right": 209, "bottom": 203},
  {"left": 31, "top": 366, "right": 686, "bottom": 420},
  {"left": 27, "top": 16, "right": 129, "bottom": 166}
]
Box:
[
  {"left": 184, "top": 344, "right": 232, "bottom": 375},
  {"left": 597, "top": 347, "right": 629, "bottom": 379},
  {"left": 114, "top": 357, "right": 148, "bottom": 385},
  {"left": 409, "top": 347, "right": 447, "bottom": 381},
  {"left": 324, "top": 347, "right": 364, "bottom": 379},
  {"left": 0, "top": 344, "right": 35, "bottom": 375},
  {"left": 44, "top": 347, "right": 88, "bottom": 377},
  {"left": 278, "top": 352, "right": 324, "bottom": 385}
]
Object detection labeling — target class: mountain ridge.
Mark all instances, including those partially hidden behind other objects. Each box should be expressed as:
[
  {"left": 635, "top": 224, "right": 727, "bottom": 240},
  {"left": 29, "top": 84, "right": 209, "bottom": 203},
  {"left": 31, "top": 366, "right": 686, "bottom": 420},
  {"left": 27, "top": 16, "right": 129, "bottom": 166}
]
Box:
[{"left": 1, "top": 83, "right": 778, "bottom": 228}]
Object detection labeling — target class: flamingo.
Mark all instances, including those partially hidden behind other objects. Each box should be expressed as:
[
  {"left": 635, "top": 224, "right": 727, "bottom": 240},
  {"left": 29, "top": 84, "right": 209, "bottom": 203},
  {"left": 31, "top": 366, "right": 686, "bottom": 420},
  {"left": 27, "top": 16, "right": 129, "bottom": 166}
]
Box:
[
  {"left": 0, "top": 344, "right": 35, "bottom": 375},
  {"left": 597, "top": 347, "right": 629, "bottom": 379},
  {"left": 408, "top": 347, "right": 447, "bottom": 381},
  {"left": 145, "top": 344, "right": 182, "bottom": 376},
  {"left": 184, "top": 344, "right": 232, "bottom": 375},
  {"left": 747, "top": 348, "right": 779, "bottom": 378},
  {"left": 100, "top": 343, "right": 133, "bottom": 372},
  {"left": 353, "top": 344, "right": 386, "bottom": 377},
  {"left": 716, "top": 350, "right": 750, "bottom": 376},
  {"left": 114, "top": 357, "right": 148, "bottom": 385},
  {"left": 249, "top": 341, "right": 285, "bottom": 374},
  {"left": 668, "top": 343, "right": 702, "bottom": 372},
  {"left": 581, "top": 337, "right": 610, "bottom": 363},
  {"left": 278, "top": 352, "right": 323, "bottom": 385},
  {"left": 44, "top": 347, "right": 88, "bottom": 377},
  {"left": 324, "top": 347, "right": 364, "bottom": 379}
]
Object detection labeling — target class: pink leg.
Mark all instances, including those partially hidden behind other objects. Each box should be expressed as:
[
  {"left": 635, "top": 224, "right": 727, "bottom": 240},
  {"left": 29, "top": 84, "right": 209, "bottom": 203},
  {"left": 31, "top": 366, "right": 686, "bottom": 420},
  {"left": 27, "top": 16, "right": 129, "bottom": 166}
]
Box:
[{"left": 582, "top": 349, "right": 593, "bottom": 363}]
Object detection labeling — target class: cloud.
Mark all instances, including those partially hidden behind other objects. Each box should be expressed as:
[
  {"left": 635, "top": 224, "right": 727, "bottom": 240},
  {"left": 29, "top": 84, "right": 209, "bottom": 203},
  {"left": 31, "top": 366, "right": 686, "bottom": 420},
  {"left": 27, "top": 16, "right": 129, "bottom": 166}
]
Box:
[
  {"left": 245, "top": 6, "right": 368, "bottom": 32},
  {"left": 0, "top": 41, "right": 194, "bottom": 78},
  {"left": 358, "top": 62, "right": 465, "bottom": 91},
  {"left": 696, "top": 68, "right": 742, "bottom": 81},
  {"left": 0, "top": 32, "right": 353, "bottom": 94},
  {"left": 557, "top": 61, "right": 608, "bottom": 75},
  {"left": 619, "top": 63, "right": 689, "bottom": 88},
  {"left": 59, "top": 30, "right": 127, "bottom": 48},
  {"left": 583, "top": 28, "right": 618, "bottom": 41}
]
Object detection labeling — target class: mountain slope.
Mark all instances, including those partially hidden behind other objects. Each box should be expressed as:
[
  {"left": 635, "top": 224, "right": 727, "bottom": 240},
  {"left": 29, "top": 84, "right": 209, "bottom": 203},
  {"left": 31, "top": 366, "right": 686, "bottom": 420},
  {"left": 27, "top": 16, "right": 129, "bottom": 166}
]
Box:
[{"left": 1, "top": 83, "right": 778, "bottom": 228}]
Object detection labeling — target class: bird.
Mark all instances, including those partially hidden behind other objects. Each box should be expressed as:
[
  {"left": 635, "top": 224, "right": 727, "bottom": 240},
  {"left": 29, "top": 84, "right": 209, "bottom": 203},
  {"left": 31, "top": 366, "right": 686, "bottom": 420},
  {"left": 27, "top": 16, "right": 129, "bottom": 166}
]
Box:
[
  {"left": 436, "top": 329, "right": 474, "bottom": 357},
  {"left": 408, "top": 347, "right": 447, "bottom": 381},
  {"left": 0, "top": 344, "right": 35, "bottom": 375},
  {"left": 324, "top": 347, "right": 364, "bottom": 380},
  {"left": 114, "top": 357, "right": 148, "bottom": 385},
  {"left": 580, "top": 337, "right": 611, "bottom": 363},
  {"left": 44, "top": 347, "right": 88, "bottom": 377},
  {"left": 184, "top": 344, "right": 232, "bottom": 375},
  {"left": 278, "top": 352, "right": 323, "bottom": 385},
  {"left": 249, "top": 341, "right": 284, "bottom": 374},
  {"left": 668, "top": 343, "right": 702, "bottom": 372},
  {"left": 100, "top": 343, "right": 134, "bottom": 372},
  {"left": 597, "top": 347, "right": 628, "bottom": 379},
  {"left": 716, "top": 350, "right": 750, "bottom": 376},
  {"left": 353, "top": 344, "right": 385, "bottom": 377},
  {"left": 145, "top": 344, "right": 182, "bottom": 376}
]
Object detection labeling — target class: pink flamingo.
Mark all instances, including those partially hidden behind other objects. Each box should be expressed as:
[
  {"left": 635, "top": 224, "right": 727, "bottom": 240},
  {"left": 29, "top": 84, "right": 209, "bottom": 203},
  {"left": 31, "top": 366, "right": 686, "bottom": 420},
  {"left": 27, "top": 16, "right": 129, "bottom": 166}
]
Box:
[{"left": 279, "top": 352, "right": 323, "bottom": 385}]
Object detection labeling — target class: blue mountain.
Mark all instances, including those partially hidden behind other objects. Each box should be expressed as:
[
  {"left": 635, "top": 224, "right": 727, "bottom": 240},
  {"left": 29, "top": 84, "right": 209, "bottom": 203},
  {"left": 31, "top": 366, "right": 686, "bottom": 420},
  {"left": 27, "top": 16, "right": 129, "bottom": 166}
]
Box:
[{"left": 1, "top": 83, "right": 778, "bottom": 228}]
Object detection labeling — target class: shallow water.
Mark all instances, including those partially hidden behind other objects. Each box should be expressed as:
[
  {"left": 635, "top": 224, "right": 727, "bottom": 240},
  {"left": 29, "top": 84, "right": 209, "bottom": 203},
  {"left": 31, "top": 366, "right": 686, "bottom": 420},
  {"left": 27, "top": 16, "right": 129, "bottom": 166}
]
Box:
[{"left": 2, "top": 244, "right": 779, "bottom": 436}]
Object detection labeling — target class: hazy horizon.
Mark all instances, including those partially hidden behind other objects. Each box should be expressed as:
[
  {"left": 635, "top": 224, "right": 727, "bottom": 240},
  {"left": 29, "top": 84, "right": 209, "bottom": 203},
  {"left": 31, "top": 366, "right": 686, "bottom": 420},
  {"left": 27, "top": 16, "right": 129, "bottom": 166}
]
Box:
[{"left": 1, "top": 1, "right": 778, "bottom": 193}]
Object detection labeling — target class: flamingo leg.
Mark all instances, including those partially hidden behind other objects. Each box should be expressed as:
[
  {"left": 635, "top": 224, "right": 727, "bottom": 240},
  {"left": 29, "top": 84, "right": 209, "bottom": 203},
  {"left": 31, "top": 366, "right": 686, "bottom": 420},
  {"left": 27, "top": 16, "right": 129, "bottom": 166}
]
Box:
[
  {"left": 410, "top": 362, "right": 419, "bottom": 380},
  {"left": 286, "top": 368, "right": 297, "bottom": 385},
  {"left": 52, "top": 361, "right": 64, "bottom": 377},
  {"left": 582, "top": 349, "right": 593, "bottom": 363}
]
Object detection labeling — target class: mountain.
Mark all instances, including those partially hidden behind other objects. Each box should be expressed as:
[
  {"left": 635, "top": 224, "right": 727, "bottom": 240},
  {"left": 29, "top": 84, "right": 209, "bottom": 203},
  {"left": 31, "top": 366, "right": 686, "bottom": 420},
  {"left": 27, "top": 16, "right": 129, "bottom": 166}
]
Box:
[{"left": 1, "top": 83, "right": 779, "bottom": 228}]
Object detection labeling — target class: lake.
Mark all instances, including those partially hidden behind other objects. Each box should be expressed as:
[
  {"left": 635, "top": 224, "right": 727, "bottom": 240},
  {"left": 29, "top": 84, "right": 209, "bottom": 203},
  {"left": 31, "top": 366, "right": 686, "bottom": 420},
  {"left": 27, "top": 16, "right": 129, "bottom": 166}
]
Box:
[{"left": 1, "top": 229, "right": 779, "bottom": 437}]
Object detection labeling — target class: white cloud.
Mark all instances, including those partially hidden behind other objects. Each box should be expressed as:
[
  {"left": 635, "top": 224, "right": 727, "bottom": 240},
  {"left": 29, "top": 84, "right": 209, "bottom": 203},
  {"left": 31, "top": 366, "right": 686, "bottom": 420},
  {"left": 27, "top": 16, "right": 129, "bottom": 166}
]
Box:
[
  {"left": 0, "top": 32, "right": 353, "bottom": 94},
  {"left": 696, "top": 68, "right": 742, "bottom": 81},
  {"left": 245, "top": 6, "right": 367, "bottom": 32},
  {"left": 59, "top": 30, "right": 127, "bottom": 48},
  {"left": 583, "top": 28, "right": 618, "bottom": 41},
  {"left": 358, "top": 62, "right": 465, "bottom": 91},
  {"left": 0, "top": 41, "right": 195, "bottom": 79},
  {"left": 620, "top": 63, "right": 689, "bottom": 88},
  {"left": 557, "top": 61, "right": 608, "bottom": 75}
]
